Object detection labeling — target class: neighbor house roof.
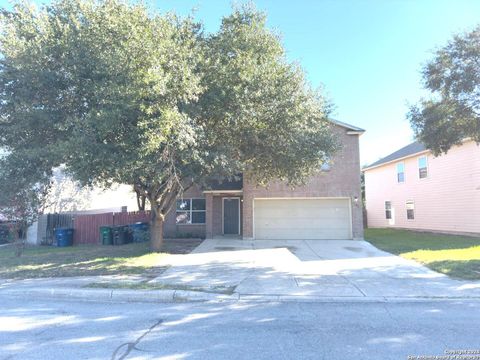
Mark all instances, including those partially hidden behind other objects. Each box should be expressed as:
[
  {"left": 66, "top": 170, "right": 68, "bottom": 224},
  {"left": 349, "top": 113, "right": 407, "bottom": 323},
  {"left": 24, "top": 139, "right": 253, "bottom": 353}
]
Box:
[
  {"left": 364, "top": 141, "right": 428, "bottom": 170},
  {"left": 329, "top": 119, "right": 365, "bottom": 133}
]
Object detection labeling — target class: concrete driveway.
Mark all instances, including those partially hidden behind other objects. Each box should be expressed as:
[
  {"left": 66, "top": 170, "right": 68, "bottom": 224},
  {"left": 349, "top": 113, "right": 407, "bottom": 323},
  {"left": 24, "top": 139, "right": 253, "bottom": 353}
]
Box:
[{"left": 151, "top": 239, "right": 480, "bottom": 300}]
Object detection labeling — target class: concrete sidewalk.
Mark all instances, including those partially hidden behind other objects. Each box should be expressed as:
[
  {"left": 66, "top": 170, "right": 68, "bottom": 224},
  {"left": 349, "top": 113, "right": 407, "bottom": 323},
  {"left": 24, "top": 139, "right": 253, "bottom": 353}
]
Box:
[
  {"left": 0, "top": 274, "right": 236, "bottom": 303},
  {"left": 150, "top": 238, "right": 480, "bottom": 300},
  {"left": 2, "top": 239, "right": 480, "bottom": 303}
]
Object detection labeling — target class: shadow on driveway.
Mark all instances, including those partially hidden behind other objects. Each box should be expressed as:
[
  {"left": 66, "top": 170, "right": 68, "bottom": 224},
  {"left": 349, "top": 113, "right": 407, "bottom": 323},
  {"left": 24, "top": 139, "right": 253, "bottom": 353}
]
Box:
[{"left": 151, "top": 239, "right": 480, "bottom": 299}]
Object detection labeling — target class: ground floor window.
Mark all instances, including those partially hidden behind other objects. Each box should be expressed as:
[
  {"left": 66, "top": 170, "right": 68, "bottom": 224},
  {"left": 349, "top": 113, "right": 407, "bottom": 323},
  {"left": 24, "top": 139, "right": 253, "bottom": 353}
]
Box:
[
  {"left": 176, "top": 198, "right": 206, "bottom": 224},
  {"left": 406, "top": 200, "right": 415, "bottom": 220},
  {"left": 385, "top": 201, "right": 392, "bottom": 219}
]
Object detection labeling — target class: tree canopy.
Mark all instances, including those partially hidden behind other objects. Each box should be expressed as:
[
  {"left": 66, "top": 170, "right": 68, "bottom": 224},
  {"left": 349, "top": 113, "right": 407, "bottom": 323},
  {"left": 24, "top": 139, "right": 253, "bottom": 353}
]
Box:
[
  {"left": 0, "top": 153, "right": 49, "bottom": 252},
  {"left": 0, "top": 0, "right": 337, "bottom": 250},
  {"left": 408, "top": 26, "right": 480, "bottom": 154}
]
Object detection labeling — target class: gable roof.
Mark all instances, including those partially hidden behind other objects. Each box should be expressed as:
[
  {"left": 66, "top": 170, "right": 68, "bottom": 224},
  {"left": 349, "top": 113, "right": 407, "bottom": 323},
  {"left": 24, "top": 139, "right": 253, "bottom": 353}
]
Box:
[
  {"left": 329, "top": 119, "right": 365, "bottom": 133},
  {"left": 364, "top": 141, "right": 427, "bottom": 170}
]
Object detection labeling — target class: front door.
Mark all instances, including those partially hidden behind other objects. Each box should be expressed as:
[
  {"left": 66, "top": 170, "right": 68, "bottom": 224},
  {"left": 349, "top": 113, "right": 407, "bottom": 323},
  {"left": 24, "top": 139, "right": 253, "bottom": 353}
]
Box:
[{"left": 223, "top": 198, "right": 240, "bottom": 235}]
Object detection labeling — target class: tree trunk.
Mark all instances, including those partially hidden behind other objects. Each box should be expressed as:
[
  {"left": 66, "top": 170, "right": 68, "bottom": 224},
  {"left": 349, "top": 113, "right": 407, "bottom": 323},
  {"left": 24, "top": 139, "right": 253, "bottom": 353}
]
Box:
[
  {"left": 147, "top": 185, "right": 182, "bottom": 252},
  {"left": 150, "top": 212, "right": 164, "bottom": 252},
  {"left": 135, "top": 187, "right": 146, "bottom": 211},
  {"left": 13, "top": 223, "right": 25, "bottom": 257}
]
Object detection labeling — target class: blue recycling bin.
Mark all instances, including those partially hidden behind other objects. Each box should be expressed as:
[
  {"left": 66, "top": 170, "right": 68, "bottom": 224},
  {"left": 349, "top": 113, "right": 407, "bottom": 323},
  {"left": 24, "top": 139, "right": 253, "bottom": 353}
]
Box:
[
  {"left": 55, "top": 228, "right": 74, "bottom": 247},
  {"left": 128, "top": 222, "right": 150, "bottom": 243}
]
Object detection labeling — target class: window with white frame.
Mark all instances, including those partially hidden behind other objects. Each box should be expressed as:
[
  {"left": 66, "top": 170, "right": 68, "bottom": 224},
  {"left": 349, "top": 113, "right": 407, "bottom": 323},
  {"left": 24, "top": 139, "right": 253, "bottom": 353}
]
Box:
[
  {"left": 396, "top": 162, "right": 405, "bottom": 183},
  {"left": 418, "top": 156, "right": 428, "bottom": 179},
  {"left": 176, "top": 198, "right": 206, "bottom": 224},
  {"left": 385, "top": 201, "right": 392, "bottom": 220},
  {"left": 406, "top": 200, "right": 415, "bottom": 220}
]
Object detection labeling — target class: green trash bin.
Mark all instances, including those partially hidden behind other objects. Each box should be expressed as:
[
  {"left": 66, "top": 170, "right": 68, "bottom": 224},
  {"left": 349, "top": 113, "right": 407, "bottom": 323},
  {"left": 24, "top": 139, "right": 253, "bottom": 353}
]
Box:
[
  {"left": 100, "top": 226, "right": 113, "bottom": 245},
  {"left": 111, "top": 225, "right": 130, "bottom": 245}
]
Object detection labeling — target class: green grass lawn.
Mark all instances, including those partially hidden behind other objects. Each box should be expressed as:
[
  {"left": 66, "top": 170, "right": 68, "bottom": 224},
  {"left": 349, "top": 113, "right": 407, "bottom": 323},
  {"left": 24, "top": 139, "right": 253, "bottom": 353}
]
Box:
[
  {"left": 365, "top": 228, "right": 480, "bottom": 280},
  {"left": 0, "top": 242, "right": 169, "bottom": 279}
]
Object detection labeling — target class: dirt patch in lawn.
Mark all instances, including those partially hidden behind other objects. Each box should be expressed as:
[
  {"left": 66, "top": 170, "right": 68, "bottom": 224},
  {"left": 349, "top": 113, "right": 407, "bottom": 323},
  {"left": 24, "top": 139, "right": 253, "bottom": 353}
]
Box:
[{"left": 164, "top": 238, "right": 203, "bottom": 254}]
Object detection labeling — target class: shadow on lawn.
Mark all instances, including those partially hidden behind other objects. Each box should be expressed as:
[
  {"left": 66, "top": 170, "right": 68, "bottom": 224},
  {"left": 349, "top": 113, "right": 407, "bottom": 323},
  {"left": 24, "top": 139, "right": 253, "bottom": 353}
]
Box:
[
  {"left": 0, "top": 257, "right": 164, "bottom": 279},
  {"left": 0, "top": 238, "right": 203, "bottom": 279},
  {"left": 427, "top": 259, "right": 480, "bottom": 280}
]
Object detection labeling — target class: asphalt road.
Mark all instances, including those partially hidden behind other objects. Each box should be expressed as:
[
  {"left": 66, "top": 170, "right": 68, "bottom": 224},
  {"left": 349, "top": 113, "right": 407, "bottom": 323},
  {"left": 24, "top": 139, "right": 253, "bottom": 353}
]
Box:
[{"left": 1, "top": 296, "right": 479, "bottom": 360}]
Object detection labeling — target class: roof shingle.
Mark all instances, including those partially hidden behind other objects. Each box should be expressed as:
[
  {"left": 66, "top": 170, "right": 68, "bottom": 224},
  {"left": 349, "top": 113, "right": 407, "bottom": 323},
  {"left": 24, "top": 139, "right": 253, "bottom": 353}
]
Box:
[{"left": 364, "top": 141, "right": 427, "bottom": 170}]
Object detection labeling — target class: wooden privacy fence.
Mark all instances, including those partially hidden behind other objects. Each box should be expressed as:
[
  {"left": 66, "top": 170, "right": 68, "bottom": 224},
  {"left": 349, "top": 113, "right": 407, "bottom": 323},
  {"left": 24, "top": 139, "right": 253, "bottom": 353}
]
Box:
[{"left": 73, "top": 211, "right": 151, "bottom": 245}]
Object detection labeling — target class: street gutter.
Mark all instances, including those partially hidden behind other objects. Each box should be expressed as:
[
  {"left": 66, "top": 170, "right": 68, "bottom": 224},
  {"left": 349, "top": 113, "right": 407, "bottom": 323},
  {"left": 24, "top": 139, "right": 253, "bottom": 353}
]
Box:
[{"left": 3, "top": 286, "right": 480, "bottom": 304}]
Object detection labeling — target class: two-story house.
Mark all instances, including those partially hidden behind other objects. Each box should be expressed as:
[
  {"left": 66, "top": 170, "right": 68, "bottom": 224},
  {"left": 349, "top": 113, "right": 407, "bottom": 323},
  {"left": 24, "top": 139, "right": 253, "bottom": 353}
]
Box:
[
  {"left": 29, "top": 119, "right": 365, "bottom": 244},
  {"left": 163, "top": 120, "right": 365, "bottom": 240},
  {"left": 363, "top": 140, "right": 480, "bottom": 235}
]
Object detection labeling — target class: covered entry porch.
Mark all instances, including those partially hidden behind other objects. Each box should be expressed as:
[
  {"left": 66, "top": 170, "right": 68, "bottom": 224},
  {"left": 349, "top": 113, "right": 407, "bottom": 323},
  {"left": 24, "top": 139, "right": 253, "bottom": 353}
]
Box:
[{"left": 204, "top": 190, "right": 243, "bottom": 239}]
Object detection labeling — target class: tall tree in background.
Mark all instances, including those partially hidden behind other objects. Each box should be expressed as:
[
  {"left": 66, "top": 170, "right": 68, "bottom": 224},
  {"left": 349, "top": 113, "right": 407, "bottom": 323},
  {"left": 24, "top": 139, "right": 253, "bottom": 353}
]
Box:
[
  {"left": 0, "top": 155, "right": 50, "bottom": 256},
  {"left": 408, "top": 27, "right": 480, "bottom": 154},
  {"left": 0, "top": 0, "right": 337, "bottom": 251}
]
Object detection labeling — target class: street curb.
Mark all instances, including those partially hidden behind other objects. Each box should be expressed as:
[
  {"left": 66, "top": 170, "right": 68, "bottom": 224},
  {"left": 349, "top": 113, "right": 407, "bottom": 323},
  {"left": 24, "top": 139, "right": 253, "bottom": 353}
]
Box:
[
  {"left": 2, "top": 287, "right": 480, "bottom": 304},
  {"left": 239, "top": 294, "right": 480, "bottom": 303},
  {"left": 0, "top": 287, "right": 239, "bottom": 304}
]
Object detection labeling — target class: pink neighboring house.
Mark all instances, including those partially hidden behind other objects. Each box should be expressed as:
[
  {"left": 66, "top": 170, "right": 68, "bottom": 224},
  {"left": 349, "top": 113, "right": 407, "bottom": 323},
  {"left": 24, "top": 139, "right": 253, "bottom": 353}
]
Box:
[{"left": 363, "top": 140, "right": 480, "bottom": 235}]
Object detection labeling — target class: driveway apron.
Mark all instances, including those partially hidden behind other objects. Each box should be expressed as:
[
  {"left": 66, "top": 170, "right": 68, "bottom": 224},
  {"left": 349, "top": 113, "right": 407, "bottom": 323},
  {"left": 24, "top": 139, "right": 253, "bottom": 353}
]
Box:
[{"left": 151, "top": 239, "right": 480, "bottom": 299}]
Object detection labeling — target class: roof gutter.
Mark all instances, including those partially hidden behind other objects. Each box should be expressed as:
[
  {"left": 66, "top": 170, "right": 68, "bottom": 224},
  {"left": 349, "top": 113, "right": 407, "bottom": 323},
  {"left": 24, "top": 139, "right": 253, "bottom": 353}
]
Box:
[
  {"left": 347, "top": 131, "right": 365, "bottom": 135},
  {"left": 329, "top": 119, "right": 366, "bottom": 133}
]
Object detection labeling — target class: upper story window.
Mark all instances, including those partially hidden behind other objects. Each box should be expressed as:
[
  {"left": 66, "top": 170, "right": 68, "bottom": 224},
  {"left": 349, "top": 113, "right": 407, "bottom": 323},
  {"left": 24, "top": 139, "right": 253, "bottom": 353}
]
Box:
[
  {"left": 176, "top": 198, "right": 206, "bottom": 224},
  {"left": 320, "top": 162, "right": 331, "bottom": 171},
  {"left": 385, "top": 201, "right": 392, "bottom": 220},
  {"left": 418, "top": 156, "right": 428, "bottom": 179},
  {"left": 406, "top": 200, "right": 415, "bottom": 220},
  {"left": 396, "top": 162, "right": 405, "bottom": 183},
  {"left": 320, "top": 157, "right": 331, "bottom": 171}
]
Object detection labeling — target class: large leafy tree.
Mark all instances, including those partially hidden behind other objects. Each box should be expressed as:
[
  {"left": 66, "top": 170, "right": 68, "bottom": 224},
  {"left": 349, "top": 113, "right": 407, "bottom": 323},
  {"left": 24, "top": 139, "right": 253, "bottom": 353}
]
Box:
[
  {"left": 0, "top": 0, "right": 337, "bottom": 251},
  {"left": 408, "top": 26, "right": 480, "bottom": 154},
  {"left": 0, "top": 154, "right": 50, "bottom": 256}
]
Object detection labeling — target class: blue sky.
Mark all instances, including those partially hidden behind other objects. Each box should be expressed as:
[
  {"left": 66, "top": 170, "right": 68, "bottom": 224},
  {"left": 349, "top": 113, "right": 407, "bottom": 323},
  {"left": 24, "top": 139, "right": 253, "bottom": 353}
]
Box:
[{"left": 2, "top": 0, "right": 479, "bottom": 165}]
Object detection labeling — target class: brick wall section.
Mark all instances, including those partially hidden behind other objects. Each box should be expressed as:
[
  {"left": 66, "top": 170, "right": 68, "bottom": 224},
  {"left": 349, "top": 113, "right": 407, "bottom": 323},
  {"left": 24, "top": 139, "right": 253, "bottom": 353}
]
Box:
[
  {"left": 212, "top": 196, "right": 223, "bottom": 236},
  {"left": 205, "top": 193, "right": 213, "bottom": 238},
  {"left": 242, "top": 125, "right": 364, "bottom": 239}
]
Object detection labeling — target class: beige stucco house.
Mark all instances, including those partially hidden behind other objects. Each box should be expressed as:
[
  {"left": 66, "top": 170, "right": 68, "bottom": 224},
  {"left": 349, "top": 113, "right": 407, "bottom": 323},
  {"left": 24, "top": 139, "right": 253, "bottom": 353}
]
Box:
[
  {"left": 163, "top": 120, "right": 365, "bottom": 240},
  {"left": 363, "top": 140, "right": 480, "bottom": 235}
]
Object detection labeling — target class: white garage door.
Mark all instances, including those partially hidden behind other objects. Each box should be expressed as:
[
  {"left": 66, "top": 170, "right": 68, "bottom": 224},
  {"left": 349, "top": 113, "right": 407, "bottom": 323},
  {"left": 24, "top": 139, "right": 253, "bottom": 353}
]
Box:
[{"left": 254, "top": 198, "right": 352, "bottom": 240}]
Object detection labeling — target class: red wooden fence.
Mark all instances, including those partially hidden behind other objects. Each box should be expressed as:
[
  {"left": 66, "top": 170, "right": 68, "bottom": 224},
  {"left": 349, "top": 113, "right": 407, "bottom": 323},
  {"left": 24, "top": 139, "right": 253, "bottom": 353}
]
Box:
[
  {"left": 72, "top": 211, "right": 151, "bottom": 245},
  {"left": 113, "top": 211, "right": 151, "bottom": 226}
]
